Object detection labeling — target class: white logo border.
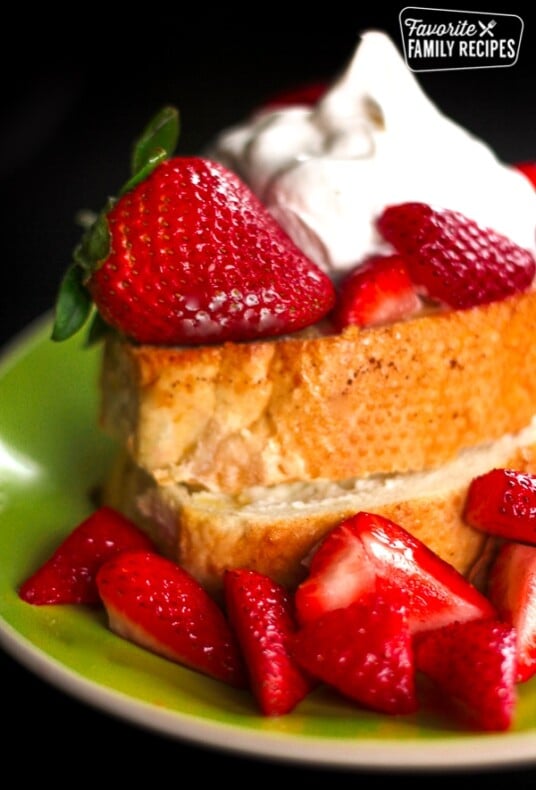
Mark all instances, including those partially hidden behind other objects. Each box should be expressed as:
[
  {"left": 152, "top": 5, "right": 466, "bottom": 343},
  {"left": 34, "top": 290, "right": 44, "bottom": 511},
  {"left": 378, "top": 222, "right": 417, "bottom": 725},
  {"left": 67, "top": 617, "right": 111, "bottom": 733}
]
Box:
[{"left": 398, "top": 6, "right": 524, "bottom": 72}]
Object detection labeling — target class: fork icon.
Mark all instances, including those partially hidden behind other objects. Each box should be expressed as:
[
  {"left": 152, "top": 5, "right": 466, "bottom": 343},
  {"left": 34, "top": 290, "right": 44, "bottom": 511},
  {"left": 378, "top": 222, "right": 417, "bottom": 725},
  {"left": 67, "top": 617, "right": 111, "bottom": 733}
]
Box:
[{"left": 478, "top": 19, "right": 497, "bottom": 37}]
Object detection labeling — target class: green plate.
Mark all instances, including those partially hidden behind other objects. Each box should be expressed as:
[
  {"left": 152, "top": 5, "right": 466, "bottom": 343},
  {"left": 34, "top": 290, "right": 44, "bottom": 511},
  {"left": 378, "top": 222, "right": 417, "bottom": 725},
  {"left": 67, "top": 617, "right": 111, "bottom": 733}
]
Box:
[{"left": 1, "top": 316, "right": 536, "bottom": 771}]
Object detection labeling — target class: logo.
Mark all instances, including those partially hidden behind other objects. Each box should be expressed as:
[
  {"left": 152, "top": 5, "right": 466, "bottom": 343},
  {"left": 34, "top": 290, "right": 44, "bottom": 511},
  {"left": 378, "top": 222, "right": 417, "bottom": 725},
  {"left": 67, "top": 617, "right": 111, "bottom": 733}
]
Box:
[{"left": 399, "top": 7, "right": 523, "bottom": 71}]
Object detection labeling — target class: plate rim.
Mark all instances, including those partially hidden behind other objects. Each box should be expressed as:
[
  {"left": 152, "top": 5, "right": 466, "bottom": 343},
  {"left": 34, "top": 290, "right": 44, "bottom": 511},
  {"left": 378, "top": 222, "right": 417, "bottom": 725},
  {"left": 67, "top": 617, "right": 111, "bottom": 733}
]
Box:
[
  {"left": 2, "top": 616, "right": 536, "bottom": 772},
  {"left": 2, "top": 316, "right": 536, "bottom": 773}
]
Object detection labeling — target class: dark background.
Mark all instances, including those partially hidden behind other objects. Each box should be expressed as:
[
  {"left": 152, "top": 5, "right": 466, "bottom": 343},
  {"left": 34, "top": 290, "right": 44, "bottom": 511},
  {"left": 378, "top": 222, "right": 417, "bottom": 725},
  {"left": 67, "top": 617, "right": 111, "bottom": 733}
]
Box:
[{"left": 2, "top": 5, "right": 536, "bottom": 783}]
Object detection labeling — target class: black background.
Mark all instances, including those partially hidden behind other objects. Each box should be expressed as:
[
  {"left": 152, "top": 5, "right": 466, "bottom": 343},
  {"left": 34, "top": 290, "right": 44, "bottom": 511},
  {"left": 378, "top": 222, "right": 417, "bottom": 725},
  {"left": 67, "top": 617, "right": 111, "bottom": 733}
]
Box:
[{"left": 2, "top": 5, "right": 536, "bottom": 783}]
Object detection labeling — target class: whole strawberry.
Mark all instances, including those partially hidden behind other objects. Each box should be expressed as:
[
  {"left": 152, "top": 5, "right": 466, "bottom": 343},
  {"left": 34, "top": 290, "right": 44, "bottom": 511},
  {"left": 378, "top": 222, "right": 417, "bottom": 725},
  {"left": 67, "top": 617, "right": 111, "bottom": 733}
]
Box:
[
  {"left": 377, "top": 202, "right": 535, "bottom": 309},
  {"left": 52, "top": 107, "right": 335, "bottom": 346}
]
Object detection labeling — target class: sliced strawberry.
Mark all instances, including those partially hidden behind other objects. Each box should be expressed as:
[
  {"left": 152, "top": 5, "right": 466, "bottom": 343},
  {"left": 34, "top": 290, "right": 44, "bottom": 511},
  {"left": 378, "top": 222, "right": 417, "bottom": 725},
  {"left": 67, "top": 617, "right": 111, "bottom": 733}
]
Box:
[
  {"left": 488, "top": 542, "right": 536, "bottom": 682},
  {"left": 294, "top": 512, "right": 494, "bottom": 632},
  {"left": 415, "top": 619, "right": 517, "bottom": 732},
  {"left": 514, "top": 161, "right": 536, "bottom": 189},
  {"left": 224, "top": 569, "right": 313, "bottom": 715},
  {"left": 291, "top": 588, "right": 417, "bottom": 715},
  {"left": 295, "top": 514, "right": 377, "bottom": 624},
  {"left": 96, "top": 551, "right": 246, "bottom": 687},
  {"left": 464, "top": 468, "right": 536, "bottom": 545},
  {"left": 330, "top": 254, "right": 420, "bottom": 331},
  {"left": 377, "top": 202, "right": 535, "bottom": 309},
  {"left": 18, "top": 507, "right": 155, "bottom": 605}
]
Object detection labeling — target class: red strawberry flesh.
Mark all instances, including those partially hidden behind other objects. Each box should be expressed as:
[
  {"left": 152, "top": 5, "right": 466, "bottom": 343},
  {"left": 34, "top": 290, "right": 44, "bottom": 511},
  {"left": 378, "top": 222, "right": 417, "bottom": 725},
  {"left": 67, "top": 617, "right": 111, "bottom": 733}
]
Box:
[
  {"left": 377, "top": 202, "right": 535, "bottom": 309},
  {"left": 295, "top": 512, "right": 494, "bottom": 632},
  {"left": 224, "top": 569, "right": 313, "bottom": 715},
  {"left": 291, "top": 589, "right": 418, "bottom": 715},
  {"left": 88, "top": 157, "right": 336, "bottom": 345},
  {"left": 488, "top": 542, "right": 536, "bottom": 682},
  {"left": 295, "top": 516, "right": 377, "bottom": 624},
  {"left": 464, "top": 468, "right": 536, "bottom": 544},
  {"left": 18, "top": 507, "right": 155, "bottom": 605},
  {"left": 96, "top": 551, "right": 246, "bottom": 687}
]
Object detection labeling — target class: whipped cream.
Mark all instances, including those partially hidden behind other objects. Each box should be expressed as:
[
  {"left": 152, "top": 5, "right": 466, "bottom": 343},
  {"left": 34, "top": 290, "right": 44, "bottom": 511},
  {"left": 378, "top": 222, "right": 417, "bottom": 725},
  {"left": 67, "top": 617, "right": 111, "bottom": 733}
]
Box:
[{"left": 211, "top": 30, "right": 536, "bottom": 277}]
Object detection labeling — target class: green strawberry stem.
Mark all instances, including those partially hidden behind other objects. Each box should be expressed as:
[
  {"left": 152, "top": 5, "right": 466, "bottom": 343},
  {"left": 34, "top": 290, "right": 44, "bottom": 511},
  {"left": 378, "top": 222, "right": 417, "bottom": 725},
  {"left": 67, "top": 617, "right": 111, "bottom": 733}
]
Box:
[
  {"left": 119, "top": 148, "right": 168, "bottom": 197},
  {"left": 51, "top": 106, "right": 180, "bottom": 343}
]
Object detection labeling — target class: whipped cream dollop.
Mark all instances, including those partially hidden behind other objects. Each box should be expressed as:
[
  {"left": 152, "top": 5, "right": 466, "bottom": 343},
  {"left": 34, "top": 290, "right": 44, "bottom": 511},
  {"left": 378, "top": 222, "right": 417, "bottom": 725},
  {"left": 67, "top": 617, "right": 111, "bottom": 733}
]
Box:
[{"left": 210, "top": 30, "right": 536, "bottom": 277}]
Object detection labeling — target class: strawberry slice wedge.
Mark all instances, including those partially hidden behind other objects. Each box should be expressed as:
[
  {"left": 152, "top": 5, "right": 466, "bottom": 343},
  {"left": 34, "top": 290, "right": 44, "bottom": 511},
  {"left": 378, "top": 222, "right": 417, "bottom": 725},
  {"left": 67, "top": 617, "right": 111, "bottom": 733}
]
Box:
[
  {"left": 331, "top": 254, "right": 420, "bottom": 331},
  {"left": 488, "top": 541, "right": 536, "bottom": 682},
  {"left": 224, "top": 568, "right": 313, "bottom": 715},
  {"left": 464, "top": 468, "right": 536, "bottom": 545},
  {"left": 415, "top": 619, "right": 517, "bottom": 732},
  {"left": 96, "top": 550, "right": 246, "bottom": 687},
  {"left": 18, "top": 506, "right": 155, "bottom": 605},
  {"left": 291, "top": 587, "right": 418, "bottom": 715},
  {"left": 295, "top": 512, "right": 495, "bottom": 632}
]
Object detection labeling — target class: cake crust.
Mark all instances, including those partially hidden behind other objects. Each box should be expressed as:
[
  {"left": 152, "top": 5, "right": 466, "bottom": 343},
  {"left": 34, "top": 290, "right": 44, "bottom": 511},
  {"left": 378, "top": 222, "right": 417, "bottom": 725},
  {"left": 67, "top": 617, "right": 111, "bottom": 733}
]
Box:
[{"left": 100, "top": 290, "right": 536, "bottom": 494}]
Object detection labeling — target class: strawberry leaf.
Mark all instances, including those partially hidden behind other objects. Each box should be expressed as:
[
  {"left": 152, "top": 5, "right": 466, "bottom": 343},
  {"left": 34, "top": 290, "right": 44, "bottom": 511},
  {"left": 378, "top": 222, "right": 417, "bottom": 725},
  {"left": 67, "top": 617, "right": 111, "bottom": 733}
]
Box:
[
  {"left": 73, "top": 209, "right": 112, "bottom": 273},
  {"left": 51, "top": 264, "right": 93, "bottom": 341},
  {"left": 52, "top": 209, "right": 111, "bottom": 342},
  {"left": 130, "top": 106, "right": 180, "bottom": 177},
  {"left": 51, "top": 105, "right": 180, "bottom": 343}
]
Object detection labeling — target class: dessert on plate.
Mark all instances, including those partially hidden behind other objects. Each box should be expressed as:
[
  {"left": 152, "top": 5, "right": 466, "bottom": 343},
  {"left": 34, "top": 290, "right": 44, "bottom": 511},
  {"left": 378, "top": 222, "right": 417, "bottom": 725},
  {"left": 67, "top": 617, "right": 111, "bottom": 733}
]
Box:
[
  {"left": 84, "top": 31, "right": 536, "bottom": 595},
  {"left": 22, "top": 27, "right": 536, "bottom": 731}
]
